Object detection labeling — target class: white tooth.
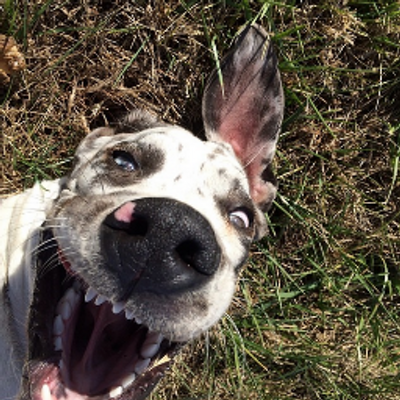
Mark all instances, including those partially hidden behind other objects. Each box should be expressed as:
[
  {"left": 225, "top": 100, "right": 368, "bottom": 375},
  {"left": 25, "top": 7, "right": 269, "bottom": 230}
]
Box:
[
  {"left": 135, "top": 316, "right": 143, "bottom": 325},
  {"left": 58, "top": 300, "right": 72, "bottom": 321},
  {"left": 54, "top": 336, "right": 62, "bottom": 351},
  {"left": 41, "top": 384, "right": 52, "bottom": 400},
  {"left": 109, "top": 386, "right": 123, "bottom": 398},
  {"left": 146, "top": 331, "right": 163, "bottom": 346},
  {"left": 85, "top": 287, "right": 97, "bottom": 303},
  {"left": 65, "top": 287, "right": 79, "bottom": 306},
  {"left": 140, "top": 343, "right": 160, "bottom": 359},
  {"left": 121, "top": 373, "right": 136, "bottom": 388},
  {"left": 112, "top": 302, "right": 125, "bottom": 314},
  {"left": 56, "top": 287, "right": 78, "bottom": 318},
  {"left": 140, "top": 332, "right": 163, "bottom": 358},
  {"left": 94, "top": 294, "right": 107, "bottom": 306},
  {"left": 125, "top": 310, "right": 135, "bottom": 320},
  {"left": 134, "top": 358, "right": 151, "bottom": 375},
  {"left": 53, "top": 315, "right": 64, "bottom": 336}
]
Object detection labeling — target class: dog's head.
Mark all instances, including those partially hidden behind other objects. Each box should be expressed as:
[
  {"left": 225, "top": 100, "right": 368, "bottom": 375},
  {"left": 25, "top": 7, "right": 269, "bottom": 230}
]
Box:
[{"left": 25, "top": 25, "right": 283, "bottom": 400}]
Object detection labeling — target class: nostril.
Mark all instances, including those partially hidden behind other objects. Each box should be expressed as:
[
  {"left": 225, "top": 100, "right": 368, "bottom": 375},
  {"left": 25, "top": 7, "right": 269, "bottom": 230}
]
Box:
[
  {"left": 175, "top": 239, "right": 217, "bottom": 276},
  {"left": 176, "top": 240, "right": 202, "bottom": 271},
  {"left": 128, "top": 215, "right": 148, "bottom": 236}
]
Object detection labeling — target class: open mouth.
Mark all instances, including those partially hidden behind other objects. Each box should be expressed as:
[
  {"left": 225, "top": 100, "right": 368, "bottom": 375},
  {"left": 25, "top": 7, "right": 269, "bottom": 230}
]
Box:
[{"left": 27, "top": 229, "right": 179, "bottom": 400}]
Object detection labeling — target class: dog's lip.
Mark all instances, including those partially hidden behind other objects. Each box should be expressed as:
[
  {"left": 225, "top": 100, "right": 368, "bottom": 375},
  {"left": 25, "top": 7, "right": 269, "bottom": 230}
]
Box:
[{"left": 28, "top": 231, "right": 182, "bottom": 400}]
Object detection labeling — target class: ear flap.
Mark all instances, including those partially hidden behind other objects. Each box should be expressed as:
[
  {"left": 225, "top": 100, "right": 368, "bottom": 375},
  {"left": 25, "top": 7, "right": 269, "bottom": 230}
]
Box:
[
  {"left": 202, "top": 24, "right": 284, "bottom": 211},
  {"left": 75, "top": 110, "right": 166, "bottom": 156},
  {"left": 115, "top": 109, "right": 168, "bottom": 134}
]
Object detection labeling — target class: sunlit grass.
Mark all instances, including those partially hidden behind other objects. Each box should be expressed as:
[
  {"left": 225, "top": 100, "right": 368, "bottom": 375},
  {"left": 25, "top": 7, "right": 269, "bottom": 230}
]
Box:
[{"left": 1, "top": 0, "right": 399, "bottom": 399}]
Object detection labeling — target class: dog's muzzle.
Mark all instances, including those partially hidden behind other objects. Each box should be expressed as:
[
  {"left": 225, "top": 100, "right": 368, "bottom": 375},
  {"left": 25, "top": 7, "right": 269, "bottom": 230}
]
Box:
[
  {"left": 23, "top": 198, "right": 222, "bottom": 400},
  {"left": 102, "top": 197, "right": 221, "bottom": 297}
]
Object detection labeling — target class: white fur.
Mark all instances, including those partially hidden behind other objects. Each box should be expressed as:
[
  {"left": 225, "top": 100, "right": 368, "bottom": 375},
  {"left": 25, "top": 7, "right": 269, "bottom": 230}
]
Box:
[{"left": 0, "top": 181, "right": 62, "bottom": 398}]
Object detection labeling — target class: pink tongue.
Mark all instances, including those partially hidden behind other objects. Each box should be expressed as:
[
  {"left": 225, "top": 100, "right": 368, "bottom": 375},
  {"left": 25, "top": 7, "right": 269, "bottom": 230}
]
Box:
[{"left": 66, "top": 301, "right": 144, "bottom": 396}]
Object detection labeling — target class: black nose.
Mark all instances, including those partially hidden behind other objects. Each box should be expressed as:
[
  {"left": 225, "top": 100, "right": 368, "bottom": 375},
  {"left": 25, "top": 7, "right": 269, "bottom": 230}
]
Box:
[{"left": 101, "top": 198, "right": 221, "bottom": 297}]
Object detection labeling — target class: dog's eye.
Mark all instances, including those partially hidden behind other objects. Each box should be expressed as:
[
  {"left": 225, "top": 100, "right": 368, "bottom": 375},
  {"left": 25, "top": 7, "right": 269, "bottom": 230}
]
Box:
[
  {"left": 229, "top": 208, "right": 252, "bottom": 229},
  {"left": 112, "top": 150, "right": 137, "bottom": 172}
]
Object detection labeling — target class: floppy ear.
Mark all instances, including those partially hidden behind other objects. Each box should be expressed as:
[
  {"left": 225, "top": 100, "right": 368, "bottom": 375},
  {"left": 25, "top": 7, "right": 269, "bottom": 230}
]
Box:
[
  {"left": 73, "top": 110, "right": 166, "bottom": 159},
  {"left": 202, "top": 24, "right": 284, "bottom": 212}
]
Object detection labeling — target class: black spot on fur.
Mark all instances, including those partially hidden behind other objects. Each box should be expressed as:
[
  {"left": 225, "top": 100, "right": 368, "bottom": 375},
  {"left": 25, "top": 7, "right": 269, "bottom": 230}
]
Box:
[{"left": 218, "top": 168, "right": 227, "bottom": 176}]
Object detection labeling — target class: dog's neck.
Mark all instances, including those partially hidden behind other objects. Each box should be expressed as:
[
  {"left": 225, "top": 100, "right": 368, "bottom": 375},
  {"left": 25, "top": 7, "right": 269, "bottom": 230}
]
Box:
[{"left": 0, "top": 180, "right": 62, "bottom": 397}]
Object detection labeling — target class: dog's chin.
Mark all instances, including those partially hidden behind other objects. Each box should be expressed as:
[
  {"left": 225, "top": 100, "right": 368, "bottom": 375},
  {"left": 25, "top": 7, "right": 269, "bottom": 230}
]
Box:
[{"left": 25, "top": 230, "right": 181, "bottom": 400}]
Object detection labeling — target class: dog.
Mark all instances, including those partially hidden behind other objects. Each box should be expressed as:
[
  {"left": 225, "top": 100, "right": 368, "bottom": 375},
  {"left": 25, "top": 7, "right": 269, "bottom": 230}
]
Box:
[{"left": 0, "top": 24, "right": 283, "bottom": 400}]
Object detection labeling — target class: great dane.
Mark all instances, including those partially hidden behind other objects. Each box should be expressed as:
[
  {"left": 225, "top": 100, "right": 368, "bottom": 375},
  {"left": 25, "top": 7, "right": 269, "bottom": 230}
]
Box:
[{"left": 0, "top": 24, "right": 283, "bottom": 400}]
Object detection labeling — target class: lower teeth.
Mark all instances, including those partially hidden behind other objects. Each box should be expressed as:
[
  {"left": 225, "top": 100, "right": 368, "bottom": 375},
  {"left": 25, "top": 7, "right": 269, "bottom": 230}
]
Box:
[
  {"left": 134, "top": 358, "right": 151, "bottom": 375},
  {"left": 121, "top": 373, "right": 136, "bottom": 388},
  {"left": 109, "top": 386, "right": 123, "bottom": 398},
  {"left": 41, "top": 384, "right": 52, "bottom": 400}
]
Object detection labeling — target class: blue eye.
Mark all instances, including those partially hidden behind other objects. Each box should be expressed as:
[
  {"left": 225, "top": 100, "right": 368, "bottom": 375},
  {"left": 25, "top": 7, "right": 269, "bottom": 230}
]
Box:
[{"left": 112, "top": 150, "right": 137, "bottom": 172}]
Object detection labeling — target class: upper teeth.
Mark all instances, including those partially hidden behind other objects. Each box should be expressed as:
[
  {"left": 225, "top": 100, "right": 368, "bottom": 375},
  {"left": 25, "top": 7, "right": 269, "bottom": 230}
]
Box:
[
  {"left": 84, "top": 287, "right": 97, "bottom": 302},
  {"left": 125, "top": 309, "right": 135, "bottom": 320},
  {"left": 85, "top": 288, "right": 140, "bottom": 320},
  {"left": 94, "top": 294, "right": 107, "bottom": 306},
  {"left": 112, "top": 302, "right": 125, "bottom": 314},
  {"left": 55, "top": 285, "right": 145, "bottom": 330}
]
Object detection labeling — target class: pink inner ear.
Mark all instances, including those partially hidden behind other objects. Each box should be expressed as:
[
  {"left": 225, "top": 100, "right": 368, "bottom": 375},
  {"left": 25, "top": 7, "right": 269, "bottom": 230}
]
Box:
[
  {"left": 219, "top": 114, "right": 275, "bottom": 207},
  {"left": 202, "top": 25, "right": 283, "bottom": 210},
  {"left": 218, "top": 89, "right": 262, "bottom": 160},
  {"left": 219, "top": 116, "right": 258, "bottom": 159}
]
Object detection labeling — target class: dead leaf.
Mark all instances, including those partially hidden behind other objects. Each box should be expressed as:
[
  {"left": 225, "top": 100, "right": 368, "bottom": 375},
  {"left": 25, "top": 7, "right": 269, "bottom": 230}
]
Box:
[{"left": 0, "top": 35, "right": 26, "bottom": 83}]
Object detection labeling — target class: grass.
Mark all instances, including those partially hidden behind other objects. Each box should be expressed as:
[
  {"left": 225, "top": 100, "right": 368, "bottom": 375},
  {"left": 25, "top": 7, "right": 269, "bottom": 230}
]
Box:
[{"left": 1, "top": 0, "right": 399, "bottom": 399}]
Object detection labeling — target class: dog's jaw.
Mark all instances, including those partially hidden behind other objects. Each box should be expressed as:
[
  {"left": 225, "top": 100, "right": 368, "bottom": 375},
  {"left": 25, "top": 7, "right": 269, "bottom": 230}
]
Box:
[
  {"left": 22, "top": 126, "right": 258, "bottom": 399},
  {"left": 24, "top": 232, "right": 181, "bottom": 400},
  {"left": 22, "top": 127, "right": 255, "bottom": 399}
]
